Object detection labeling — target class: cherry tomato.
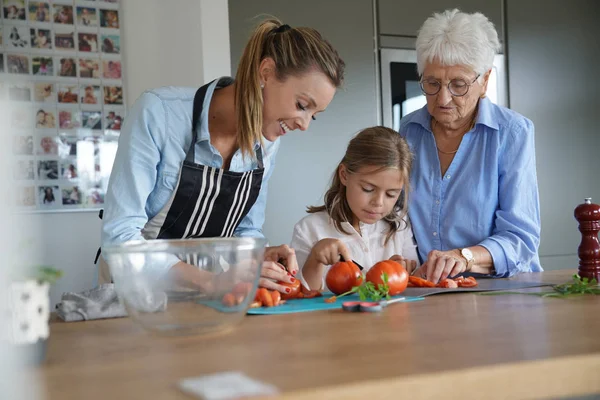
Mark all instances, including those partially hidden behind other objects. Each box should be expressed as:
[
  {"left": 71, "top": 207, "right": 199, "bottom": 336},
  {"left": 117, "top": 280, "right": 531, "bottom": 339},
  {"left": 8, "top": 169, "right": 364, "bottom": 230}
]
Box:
[{"left": 279, "top": 278, "right": 301, "bottom": 300}]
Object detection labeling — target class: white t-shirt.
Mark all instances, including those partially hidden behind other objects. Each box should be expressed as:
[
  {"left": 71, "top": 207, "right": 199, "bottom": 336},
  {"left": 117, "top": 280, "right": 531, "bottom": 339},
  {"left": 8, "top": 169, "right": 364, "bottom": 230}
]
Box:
[{"left": 290, "top": 210, "right": 419, "bottom": 290}]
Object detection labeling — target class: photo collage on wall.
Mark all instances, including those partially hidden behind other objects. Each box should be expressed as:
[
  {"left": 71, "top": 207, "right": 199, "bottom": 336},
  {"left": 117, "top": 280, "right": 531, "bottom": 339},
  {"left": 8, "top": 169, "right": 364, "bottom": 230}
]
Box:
[{"left": 0, "top": 0, "right": 124, "bottom": 212}]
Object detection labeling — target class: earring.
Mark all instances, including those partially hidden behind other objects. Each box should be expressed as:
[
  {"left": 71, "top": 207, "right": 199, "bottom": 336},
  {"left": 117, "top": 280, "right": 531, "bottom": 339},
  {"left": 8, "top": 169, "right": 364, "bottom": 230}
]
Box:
[{"left": 260, "top": 83, "right": 264, "bottom": 89}]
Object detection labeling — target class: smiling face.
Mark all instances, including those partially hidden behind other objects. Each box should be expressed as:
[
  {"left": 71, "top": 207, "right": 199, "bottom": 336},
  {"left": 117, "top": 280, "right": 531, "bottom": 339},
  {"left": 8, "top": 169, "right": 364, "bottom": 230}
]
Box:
[
  {"left": 259, "top": 58, "right": 336, "bottom": 142},
  {"left": 339, "top": 164, "right": 404, "bottom": 229},
  {"left": 422, "top": 60, "right": 489, "bottom": 127}
]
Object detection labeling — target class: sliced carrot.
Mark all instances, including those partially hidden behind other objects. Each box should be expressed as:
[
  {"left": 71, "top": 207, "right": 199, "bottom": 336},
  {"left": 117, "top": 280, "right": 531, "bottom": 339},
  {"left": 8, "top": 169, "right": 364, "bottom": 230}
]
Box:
[
  {"left": 221, "top": 293, "right": 236, "bottom": 307},
  {"left": 256, "top": 288, "right": 273, "bottom": 307},
  {"left": 408, "top": 276, "right": 436, "bottom": 288},
  {"left": 270, "top": 290, "right": 281, "bottom": 306}
]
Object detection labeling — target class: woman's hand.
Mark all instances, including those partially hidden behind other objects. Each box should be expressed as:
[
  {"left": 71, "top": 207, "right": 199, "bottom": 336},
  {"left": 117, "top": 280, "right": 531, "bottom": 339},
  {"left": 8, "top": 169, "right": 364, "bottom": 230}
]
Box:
[
  {"left": 259, "top": 244, "right": 298, "bottom": 293},
  {"left": 417, "top": 249, "right": 467, "bottom": 284},
  {"left": 389, "top": 254, "right": 418, "bottom": 275}
]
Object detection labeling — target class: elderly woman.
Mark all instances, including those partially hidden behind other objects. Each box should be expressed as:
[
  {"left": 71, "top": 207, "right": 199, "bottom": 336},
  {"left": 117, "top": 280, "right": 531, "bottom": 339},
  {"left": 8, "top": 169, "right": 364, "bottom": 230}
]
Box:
[{"left": 400, "top": 9, "right": 541, "bottom": 283}]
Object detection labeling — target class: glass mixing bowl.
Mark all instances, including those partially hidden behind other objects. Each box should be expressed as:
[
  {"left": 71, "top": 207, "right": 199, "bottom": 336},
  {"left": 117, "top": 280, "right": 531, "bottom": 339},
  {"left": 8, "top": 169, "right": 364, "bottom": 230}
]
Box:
[{"left": 102, "top": 237, "right": 266, "bottom": 336}]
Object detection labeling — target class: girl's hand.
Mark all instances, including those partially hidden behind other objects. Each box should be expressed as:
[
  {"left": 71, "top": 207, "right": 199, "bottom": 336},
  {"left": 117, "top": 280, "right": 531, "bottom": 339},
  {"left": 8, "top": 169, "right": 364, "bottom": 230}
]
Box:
[
  {"left": 260, "top": 244, "right": 298, "bottom": 293},
  {"left": 309, "top": 238, "right": 352, "bottom": 268},
  {"left": 389, "top": 254, "right": 418, "bottom": 275}
]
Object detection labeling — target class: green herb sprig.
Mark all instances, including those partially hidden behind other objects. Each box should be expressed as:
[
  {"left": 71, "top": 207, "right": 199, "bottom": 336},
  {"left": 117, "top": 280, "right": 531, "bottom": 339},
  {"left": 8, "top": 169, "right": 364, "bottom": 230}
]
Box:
[
  {"left": 326, "top": 272, "right": 391, "bottom": 303},
  {"left": 482, "top": 274, "right": 600, "bottom": 298},
  {"left": 356, "top": 272, "right": 391, "bottom": 301}
]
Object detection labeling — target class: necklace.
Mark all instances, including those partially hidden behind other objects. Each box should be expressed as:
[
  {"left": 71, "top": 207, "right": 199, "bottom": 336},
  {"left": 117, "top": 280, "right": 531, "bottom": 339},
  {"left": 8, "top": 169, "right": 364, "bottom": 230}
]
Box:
[{"left": 432, "top": 117, "right": 476, "bottom": 155}]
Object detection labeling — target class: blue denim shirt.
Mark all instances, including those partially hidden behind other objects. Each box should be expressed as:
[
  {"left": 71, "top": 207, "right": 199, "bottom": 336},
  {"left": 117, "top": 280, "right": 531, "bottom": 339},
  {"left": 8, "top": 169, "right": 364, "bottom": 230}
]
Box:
[
  {"left": 102, "top": 79, "right": 280, "bottom": 247},
  {"left": 399, "top": 97, "right": 541, "bottom": 277}
]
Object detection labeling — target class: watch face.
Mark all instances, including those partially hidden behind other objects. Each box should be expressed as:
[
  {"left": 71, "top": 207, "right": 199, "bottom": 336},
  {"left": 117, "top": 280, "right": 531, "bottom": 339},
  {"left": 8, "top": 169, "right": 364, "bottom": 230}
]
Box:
[{"left": 461, "top": 248, "right": 474, "bottom": 261}]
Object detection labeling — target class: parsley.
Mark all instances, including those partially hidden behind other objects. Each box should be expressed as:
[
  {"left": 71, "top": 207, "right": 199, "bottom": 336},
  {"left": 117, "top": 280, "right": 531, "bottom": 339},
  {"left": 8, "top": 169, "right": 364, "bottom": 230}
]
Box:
[
  {"left": 325, "top": 272, "right": 391, "bottom": 303},
  {"left": 482, "top": 274, "right": 600, "bottom": 298},
  {"left": 357, "top": 272, "right": 391, "bottom": 301}
]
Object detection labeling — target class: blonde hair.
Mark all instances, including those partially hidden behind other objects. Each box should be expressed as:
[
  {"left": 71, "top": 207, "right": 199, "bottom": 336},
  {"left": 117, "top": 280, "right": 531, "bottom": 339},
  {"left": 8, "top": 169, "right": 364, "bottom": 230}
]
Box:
[
  {"left": 308, "top": 126, "right": 413, "bottom": 245},
  {"left": 235, "top": 18, "right": 345, "bottom": 158}
]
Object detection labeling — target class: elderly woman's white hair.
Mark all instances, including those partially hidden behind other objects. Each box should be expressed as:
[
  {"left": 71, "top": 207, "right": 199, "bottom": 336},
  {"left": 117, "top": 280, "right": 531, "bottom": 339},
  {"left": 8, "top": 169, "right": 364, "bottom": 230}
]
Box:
[{"left": 415, "top": 9, "right": 501, "bottom": 78}]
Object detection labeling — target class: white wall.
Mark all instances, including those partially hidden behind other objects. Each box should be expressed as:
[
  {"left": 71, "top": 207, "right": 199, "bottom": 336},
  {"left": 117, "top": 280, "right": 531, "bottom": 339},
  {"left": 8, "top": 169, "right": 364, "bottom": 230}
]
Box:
[{"left": 43, "top": 0, "right": 231, "bottom": 307}]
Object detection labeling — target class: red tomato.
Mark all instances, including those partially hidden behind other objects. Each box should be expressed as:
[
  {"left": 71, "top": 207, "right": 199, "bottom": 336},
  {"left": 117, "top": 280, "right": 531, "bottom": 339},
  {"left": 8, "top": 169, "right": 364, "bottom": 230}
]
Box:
[
  {"left": 279, "top": 279, "right": 301, "bottom": 300},
  {"left": 325, "top": 261, "right": 363, "bottom": 295},
  {"left": 366, "top": 260, "right": 408, "bottom": 295}
]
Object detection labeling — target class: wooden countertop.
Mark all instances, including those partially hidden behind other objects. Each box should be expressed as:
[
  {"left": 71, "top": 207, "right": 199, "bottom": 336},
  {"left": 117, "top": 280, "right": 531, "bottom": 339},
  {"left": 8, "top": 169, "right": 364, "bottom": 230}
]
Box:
[{"left": 36, "top": 270, "right": 600, "bottom": 399}]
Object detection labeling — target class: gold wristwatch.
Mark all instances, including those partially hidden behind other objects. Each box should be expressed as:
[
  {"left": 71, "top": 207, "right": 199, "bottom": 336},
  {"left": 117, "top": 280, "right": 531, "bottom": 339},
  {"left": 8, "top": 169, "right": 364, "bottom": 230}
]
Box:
[{"left": 460, "top": 248, "right": 475, "bottom": 271}]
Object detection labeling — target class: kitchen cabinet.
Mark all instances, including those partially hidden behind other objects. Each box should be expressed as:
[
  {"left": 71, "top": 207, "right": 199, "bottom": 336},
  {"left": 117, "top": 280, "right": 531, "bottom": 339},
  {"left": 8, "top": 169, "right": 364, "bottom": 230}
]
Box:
[{"left": 378, "top": 0, "right": 503, "bottom": 41}]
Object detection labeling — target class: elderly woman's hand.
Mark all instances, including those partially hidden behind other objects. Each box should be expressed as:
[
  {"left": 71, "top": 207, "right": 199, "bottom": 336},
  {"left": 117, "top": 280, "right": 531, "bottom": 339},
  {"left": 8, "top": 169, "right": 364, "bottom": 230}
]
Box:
[
  {"left": 389, "top": 254, "right": 418, "bottom": 275},
  {"left": 417, "top": 249, "right": 467, "bottom": 284}
]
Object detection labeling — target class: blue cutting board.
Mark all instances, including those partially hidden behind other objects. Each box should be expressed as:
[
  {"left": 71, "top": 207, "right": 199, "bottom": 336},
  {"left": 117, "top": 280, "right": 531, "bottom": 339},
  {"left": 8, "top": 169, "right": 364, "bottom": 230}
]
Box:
[{"left": 246, "top": 293, "right": 424, "bottom": 315}]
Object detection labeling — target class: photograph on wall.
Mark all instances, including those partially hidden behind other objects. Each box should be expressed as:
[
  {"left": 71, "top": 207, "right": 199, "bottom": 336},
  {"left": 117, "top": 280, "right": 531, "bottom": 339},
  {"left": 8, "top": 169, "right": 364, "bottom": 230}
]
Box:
[
  {"left": 35, "top": 108, "right": 57, "bottom": 129},
  {"left": 5, "top": 25, "right": 30, "bottom": 48},
  {"left": 79, "top": 58, "right": 100, "bottom": 78},
  {"left": 61, "top": 185, "right": 82, "bottom": 205},
  {"left": 37, "top": 161, "right": 59, "bottom": 180},
  {"left": 58, "top": 109, "right": 81, "bottom": 129},
  {"left": 16, "top": 186, "right": 36, "bottom": 207},
  {"left": 37, "top": 135, "right": 59, "bottom": 155},
  {"left": 38, "top": 185, "right": 60, "bottom": 206},
  {"left": 78, "top": 32, "right": 98, "bottom": 52},
  {"left": 11, "top": 107, "right": 32, "bottom": 129},
  {"left": 57, "top": 136, "right": 78, "bottom": 158},
  {"left": 30, "top": 28, "right": 52, "bottom": 49},
  {"left": 57, "top": 84, "right": 78, "bottom": 103},
  {"left": 8, "top": 83, "right": 31, "bottom": 101},
  {"left": 13, "top": 135, "right": 34, "bottom": 156},
  {"left": 3, "top": 0, "right": 27, "bottom": 21},
  {"left": 5, "top": 0, "right": 124, "bottom": 213},
  {"left": 54, "top": 31, "right": 75, "bottom": 51},
  {"left": 28, "top": 2, "right": 51, "bottom": 23},
  {"left": 99, "top": 9, "right": 119, "bottom": 28},
  {"left": 32, "top": 56, "right": 53, "bottom": 76},
  {"left": 61, "top": 161, "right": 78, "bottom": 180},
  {"left": 34, "top": 82, "right": 55, "bottom": 102},
  {"left": 86, "top": 186, "right": 104, "bottom": 205},
  {"left": 102, "top": 59, "right": 120, "bottom": 79},
  {"left": 103, "top": 85, "right": 122, "bottom": 104},
  {"left": 53, "top": 5, "right": 74, "bottom": 25},
  {"left": 81, "top": 110, "right": 102, "bottom": 130},
  {"left": 81, "top": 85, "right": 100, "bottom": 104},
  {"left": 56, "top": 57, "right": 76, "bottom": 77},
  {"left": 76, "top": 7, "right": 97, "bottom": 27},
  {"left": 6, "top": 54, "right": 29, "bottom": 74},
  {"left": 100, "top": 34, "right": 120, "bottom": 54},
  {"left": 14, "top": 160, "right": 35, "bottom": 180},
  {"left": 104, "top": 109, "right": 123, "bottom": 132}
]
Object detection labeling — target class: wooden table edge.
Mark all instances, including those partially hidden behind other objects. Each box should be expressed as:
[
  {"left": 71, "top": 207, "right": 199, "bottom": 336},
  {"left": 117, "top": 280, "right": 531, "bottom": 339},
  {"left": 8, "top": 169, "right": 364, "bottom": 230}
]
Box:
[{"left": 277, "top": 352, "right": 600, "bottom": 400}]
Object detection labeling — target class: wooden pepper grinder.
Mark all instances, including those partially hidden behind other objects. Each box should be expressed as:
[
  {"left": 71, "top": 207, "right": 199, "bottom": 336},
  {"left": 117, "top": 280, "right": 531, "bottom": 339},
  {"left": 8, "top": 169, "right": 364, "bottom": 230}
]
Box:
[{"left": 574, "top": 198, "right": 600, "bottom": 281}]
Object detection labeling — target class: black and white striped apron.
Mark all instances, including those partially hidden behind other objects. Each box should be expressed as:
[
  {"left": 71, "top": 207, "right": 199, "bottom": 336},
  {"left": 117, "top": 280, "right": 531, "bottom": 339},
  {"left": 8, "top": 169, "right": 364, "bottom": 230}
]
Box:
[
  {"left": 97, "top": 79, "right": 264, "bottom": 281},
  {"left": 141, "top": 79, "right": 264, "bottom": 251}
]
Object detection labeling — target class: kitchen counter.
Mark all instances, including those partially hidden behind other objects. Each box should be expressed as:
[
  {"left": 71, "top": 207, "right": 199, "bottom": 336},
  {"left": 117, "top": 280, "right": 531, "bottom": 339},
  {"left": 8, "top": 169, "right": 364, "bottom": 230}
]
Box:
[{"left": 37, "top": 269, "right": 600, "bottom": 399}]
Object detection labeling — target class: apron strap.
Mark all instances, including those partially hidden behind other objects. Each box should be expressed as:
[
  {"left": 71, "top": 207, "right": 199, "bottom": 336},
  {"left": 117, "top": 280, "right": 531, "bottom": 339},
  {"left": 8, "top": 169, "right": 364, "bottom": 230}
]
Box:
[
  {"left": 187, "top": 78, "right": 265, "bottom": 169},
  {"left": 186, "top": 81, "right": 214, "bottom": 163}
]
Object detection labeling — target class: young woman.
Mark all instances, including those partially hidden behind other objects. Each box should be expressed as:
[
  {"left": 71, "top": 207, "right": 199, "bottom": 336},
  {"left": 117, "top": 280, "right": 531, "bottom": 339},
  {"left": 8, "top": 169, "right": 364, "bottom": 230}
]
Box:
[{"left": 100, "top": 19, "right": 345, "bottom": 294}]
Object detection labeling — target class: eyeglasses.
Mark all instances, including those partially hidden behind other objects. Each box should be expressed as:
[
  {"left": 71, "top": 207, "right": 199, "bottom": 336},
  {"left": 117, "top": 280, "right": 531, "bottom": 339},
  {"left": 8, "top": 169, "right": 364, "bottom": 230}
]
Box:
[{"left": 419, "top": 75, "right": 480, "bottom": 97}]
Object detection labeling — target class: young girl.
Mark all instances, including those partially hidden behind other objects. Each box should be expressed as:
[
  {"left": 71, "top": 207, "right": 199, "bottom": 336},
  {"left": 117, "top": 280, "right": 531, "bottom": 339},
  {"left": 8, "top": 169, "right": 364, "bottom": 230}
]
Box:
[{"left": 291, "top": 126, "right": 419, "bottom": 291}]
